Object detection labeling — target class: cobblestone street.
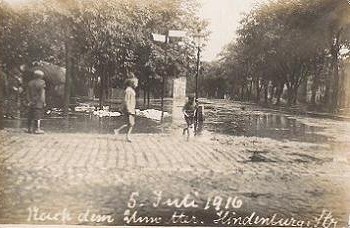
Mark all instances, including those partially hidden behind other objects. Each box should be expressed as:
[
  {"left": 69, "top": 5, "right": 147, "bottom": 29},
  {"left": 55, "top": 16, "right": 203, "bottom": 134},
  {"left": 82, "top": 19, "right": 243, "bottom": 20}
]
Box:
[
  {"left": 1, "top": 0, "right": 350, "bottom": 226},
  {"left": 1, "top": 124, "right": 350, "bottom": 226}
]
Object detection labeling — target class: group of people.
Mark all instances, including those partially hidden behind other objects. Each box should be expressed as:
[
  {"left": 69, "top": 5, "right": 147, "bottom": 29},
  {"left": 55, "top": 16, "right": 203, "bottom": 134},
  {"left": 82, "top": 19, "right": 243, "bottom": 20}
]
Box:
[
  {"left": 25, "top": 70, "right": 139, "bottom": 141},
  {"left": 25, "top": 70, "right": 203, "bottom": 142}
]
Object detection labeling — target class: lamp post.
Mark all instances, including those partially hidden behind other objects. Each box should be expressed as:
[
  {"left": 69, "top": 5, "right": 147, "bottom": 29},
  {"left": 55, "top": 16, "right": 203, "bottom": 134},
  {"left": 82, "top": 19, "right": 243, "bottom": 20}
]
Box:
[
  {"left": 195, "top": 45, "right": 200, "bottom": 100},
  {"left": 193, "top": 29, "right": 204, "bottom": 100},
  {"left": 161, "top": 32, "right": 169, "bottom": 121}
]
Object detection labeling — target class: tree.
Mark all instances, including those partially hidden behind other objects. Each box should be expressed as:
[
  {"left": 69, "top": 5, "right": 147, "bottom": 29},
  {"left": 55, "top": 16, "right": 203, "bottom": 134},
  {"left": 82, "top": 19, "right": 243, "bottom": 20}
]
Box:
[
  {"left": 215, "top": 0, "right": 350, "bottom": 110},
  {"left": 1, "top": 0, "right": 208, "bottom": 112}
]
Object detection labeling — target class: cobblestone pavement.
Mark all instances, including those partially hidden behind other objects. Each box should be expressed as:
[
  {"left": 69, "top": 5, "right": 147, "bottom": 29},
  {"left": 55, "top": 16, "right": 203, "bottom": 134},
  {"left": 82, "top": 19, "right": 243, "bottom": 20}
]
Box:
[{"left": 0, "top": 128, "right": 350, "bottom": 226}]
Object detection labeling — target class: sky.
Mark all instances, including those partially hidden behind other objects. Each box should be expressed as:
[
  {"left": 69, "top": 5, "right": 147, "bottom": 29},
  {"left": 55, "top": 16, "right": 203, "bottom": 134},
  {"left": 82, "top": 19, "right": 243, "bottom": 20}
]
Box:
[{"left": 198, "top": 0, "right": 260, "bottom": 61}]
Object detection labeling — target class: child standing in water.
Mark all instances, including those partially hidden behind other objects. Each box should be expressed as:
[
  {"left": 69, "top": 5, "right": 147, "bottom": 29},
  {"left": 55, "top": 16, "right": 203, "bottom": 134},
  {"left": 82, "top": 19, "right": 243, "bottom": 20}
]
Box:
[
  {"left": 182, "top": 94, "right": 197, "bottom": 140},
  {"left": 27, "top": 70, "right": 46, "bottom": 134}
]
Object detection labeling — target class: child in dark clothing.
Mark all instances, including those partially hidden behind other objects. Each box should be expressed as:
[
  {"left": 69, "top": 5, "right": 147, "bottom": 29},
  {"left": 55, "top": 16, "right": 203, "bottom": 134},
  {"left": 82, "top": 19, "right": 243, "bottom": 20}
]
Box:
[
  {"left": 182, "top": 95, "right": 197, "bottom": 140},
  {"left": 194, "top": 99, "right": 205, "bottom": 136},
  {"left": 27, "top": 70, "right": 46, "bottom": 134}
]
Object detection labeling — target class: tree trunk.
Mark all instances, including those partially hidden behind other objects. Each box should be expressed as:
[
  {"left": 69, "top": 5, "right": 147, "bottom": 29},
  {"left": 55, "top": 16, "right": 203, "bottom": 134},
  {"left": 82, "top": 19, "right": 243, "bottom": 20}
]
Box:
[
  {"left": 331, "top": 54, "right": 339, "bottom": 111},
  {"left": 292, "top": 87, "right": 298, "bottom": 105},
  {"left": 287, "top": 85, "right": 298, "bottom": 105},
  {"left": 147, "top": 83, "right": 150, "bottom": 109},
  {"left": 99, "top": 66, "right": 107, "bottom": 110},
  {"left": 105, "top": 66, "right": 110, "bottom": 105},
  {"left": 264, "top": 84, "right": 268, "bottom": 104},
  {"left": 161, "top": 76, "right": 165, "bottom": 121},
  {"left": 64, "top": 40, "right": 72, "bottom": 116},
  {"left": 330, "top": 28, "right": 343, "bottom": 112},
  {"left": 70, "top": 55, "right": 78, "bottom": 98},
  {"left": 324, "top": 77, "right": 331, "bottom": 106},
  {"left": 255, "top": 79, "right": 260, "bottom": 103},
  {"left": 298, "top": 78, "right": 308, "bottom": 104},
  {"left": 310, "top": 86, "right": 317, "bottom": 106},
  {"left": 143, "top": 88, "right": 146, "bottom": 107},
  {"left": 147, "top": 91, "right": 150, "bottom": 108},
  {"left": 311, "top": 75, "right": 319, "bottom": 106},
  {"left": 248, "top": 80, "right": 253, "bottom": 101},
  {"left": 0, "top": 70, "right": 4, "bottom": 130},
  {"left": 269, "top": 84, "right": 275, "bottom": 103},
  {"left": 287, "top": 85, "right": 293, "bottom": 106},
  {"left": 276, "top": 83, "right": 284, "bottom": 105}
]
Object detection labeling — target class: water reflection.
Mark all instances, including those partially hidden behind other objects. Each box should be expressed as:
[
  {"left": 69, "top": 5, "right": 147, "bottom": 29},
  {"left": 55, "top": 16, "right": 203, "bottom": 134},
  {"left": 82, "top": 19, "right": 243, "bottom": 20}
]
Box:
[
  {"left": 202, "top": 100, "right": 328, "bottom": 143},
  {"left": 3, "top": 99, "right": 329, "bottom": 142},
  {"left": 3, "top": 114, "right": 165, "bottom": 134}
]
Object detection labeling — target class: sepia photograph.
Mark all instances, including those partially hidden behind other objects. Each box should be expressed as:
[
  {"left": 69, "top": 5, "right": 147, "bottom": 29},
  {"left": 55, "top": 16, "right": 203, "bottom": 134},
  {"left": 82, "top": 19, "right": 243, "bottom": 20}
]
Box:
[{"left": 0, "top": 0, "right": 350, "bottom": 227}]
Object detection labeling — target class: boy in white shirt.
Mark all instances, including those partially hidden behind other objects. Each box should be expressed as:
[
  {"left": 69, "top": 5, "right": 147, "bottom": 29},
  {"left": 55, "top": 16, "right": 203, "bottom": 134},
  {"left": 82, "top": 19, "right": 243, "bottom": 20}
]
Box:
[{"left": 115, "top": 75, "right": 138, "bottom": 142}]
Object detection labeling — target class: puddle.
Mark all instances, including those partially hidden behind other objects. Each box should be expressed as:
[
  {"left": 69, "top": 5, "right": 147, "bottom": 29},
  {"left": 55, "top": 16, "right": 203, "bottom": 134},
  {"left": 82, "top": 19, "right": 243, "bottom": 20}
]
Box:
[
  {"left": 2, "top": 99, "right": 335, "bottom": 143},
  {"left": 202, "top": 101, "right": 329, "bottom": 143}
]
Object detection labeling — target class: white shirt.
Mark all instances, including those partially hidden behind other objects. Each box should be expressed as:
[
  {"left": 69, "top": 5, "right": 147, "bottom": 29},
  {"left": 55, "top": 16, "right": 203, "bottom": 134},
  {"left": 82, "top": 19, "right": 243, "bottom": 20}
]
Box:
[{"left": 124, "top": 86, "right": 136, "bottom": 114}]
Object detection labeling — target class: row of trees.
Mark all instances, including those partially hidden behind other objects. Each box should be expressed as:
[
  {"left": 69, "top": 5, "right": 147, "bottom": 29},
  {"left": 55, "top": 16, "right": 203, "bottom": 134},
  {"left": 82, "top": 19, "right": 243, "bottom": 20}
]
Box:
[
  {"left": 0, "top": 0, "right": 207, "bottom": 110},
  {"left": 206, "top": 0, "right": 350, "bottom": 111}
]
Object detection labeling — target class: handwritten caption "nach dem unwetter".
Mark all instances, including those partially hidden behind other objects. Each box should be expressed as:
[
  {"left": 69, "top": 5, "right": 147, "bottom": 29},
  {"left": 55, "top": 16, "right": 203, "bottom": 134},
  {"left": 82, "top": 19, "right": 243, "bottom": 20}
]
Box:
[{"left": 27, "top": 191, "right": 340, "bottom": 227}]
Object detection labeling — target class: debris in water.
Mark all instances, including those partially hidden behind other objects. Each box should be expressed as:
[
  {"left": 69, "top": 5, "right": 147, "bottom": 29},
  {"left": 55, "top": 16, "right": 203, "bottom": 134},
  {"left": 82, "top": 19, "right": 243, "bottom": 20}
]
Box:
[
  {"left": 136, "top": 109, "right": 170, "bottom": 121},
  {"left": 93, "top": 110, "right": 121, "bottom": 117}
]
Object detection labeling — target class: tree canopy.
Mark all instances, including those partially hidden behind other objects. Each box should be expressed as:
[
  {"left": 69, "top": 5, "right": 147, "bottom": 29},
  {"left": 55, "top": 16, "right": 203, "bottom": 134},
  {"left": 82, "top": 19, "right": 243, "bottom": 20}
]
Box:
[
  {"left": 212, "top": 0, "right": 350, "bottom": 110},
  {"left": 0, "top": 0, "right": 208, "bottom": 107}
]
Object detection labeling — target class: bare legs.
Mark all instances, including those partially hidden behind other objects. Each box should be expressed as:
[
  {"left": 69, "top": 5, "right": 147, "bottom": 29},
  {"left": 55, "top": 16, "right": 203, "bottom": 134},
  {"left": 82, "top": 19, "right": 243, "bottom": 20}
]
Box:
[
  {"left": 35, "top": 120, "right": 44, "bottom": 134},
  {"left": 126, "top": 125, "right": 133, "bottom": 142},
  {"left": 114, "top": 124, "right": 127, "bottom": 134},
  {"left": 114, "top": 124, "right": 133, "bottom": 142},
  {"left": 114, "top": 114, "right": 135, "bottom": 142},
  {"left": 27, "top": 108, "right": 44, "bottom": 134},
  {"left": 183, "top": 123, "right": 194, "bottom": 141}
]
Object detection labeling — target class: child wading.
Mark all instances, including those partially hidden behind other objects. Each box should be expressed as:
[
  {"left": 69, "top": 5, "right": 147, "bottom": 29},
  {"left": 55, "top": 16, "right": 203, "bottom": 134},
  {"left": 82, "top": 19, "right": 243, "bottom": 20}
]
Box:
[
  {"left": 194, "top": 99, "right": 205, "bottom": 136},
  {"left": 182, "top": 94, "right": 197, "bottom": 140},
  {"left": 114, "top": 75, "right": 138, "bottom": 142},
  {"left": 27, "top": 70, "right": 46, "bottom": 134}
]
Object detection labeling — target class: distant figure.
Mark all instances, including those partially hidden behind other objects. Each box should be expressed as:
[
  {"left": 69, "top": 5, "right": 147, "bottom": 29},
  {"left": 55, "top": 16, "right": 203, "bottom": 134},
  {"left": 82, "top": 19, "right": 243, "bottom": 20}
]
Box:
[
  {"left": 114, "top": 76, "right": 138, "bottom": 142},
  {"left": 27, "top": 70, "right": 46, "bottom": 134},
  {"left": 182, "top": 94, "right": 197, "bottom": 140}
]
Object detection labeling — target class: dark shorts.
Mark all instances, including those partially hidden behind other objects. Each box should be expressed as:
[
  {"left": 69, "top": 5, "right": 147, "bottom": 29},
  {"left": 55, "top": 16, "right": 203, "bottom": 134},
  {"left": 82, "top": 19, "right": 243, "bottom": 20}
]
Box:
[
  {"left": 28, "top": 107, "right": 43, "bottom": 120},
  {"left": 125, "top": 113, "right": 135, "bottom": 126}
]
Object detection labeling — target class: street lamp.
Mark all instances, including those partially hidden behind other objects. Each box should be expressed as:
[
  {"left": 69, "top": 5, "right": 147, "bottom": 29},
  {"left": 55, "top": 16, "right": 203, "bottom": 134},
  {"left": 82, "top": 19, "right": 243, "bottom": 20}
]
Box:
[{"left": 193, "top": 29, "right": 205, "bottom": 100}]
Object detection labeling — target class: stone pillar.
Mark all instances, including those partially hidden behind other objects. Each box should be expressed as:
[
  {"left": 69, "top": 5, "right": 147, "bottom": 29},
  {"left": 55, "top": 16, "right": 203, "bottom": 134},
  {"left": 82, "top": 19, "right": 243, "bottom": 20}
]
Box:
[{"left": 173, "top": 77, "right": 187, "bottom": 99}]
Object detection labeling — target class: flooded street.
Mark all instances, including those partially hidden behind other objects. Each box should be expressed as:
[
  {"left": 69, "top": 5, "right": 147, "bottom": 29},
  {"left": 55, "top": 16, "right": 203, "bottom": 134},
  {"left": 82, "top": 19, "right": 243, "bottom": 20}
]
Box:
[
  {"left": 2, "top": 0, "right": 349, "bottom": 226},
  {"left": 1, "top": 99, "right": 350, "bottom": 226},
  {"left": 202, "top": 100, "right": 329, "bottom": 143},
  {"left": 2, "top": 98, "right": 337, "bottom": 142}
]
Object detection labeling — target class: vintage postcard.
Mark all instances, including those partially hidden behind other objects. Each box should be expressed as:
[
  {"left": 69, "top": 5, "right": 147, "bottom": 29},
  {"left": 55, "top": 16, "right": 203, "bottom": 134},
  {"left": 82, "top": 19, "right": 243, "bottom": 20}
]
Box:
[{"left": 0, "top": 0, "right": 350, "bottom": 227}]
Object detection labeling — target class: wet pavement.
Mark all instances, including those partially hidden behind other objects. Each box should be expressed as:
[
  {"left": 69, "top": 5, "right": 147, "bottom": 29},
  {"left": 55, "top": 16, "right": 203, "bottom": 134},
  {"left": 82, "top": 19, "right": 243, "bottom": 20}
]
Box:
[
  {"left": 2, "top": 99, "right": 331, "bottom": 142},
  {"left": 202, "top": 100, "right": 329, "bottom": 143},
  {"left": 1, "top": 99, "right": 350, "bottom": 227}
]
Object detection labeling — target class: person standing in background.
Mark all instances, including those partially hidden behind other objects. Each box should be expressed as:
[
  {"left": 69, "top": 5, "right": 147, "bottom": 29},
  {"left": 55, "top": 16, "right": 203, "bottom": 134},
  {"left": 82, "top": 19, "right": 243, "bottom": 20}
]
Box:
[{"left": 27, "top": 70, "right": 46, "bottom": 134}]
